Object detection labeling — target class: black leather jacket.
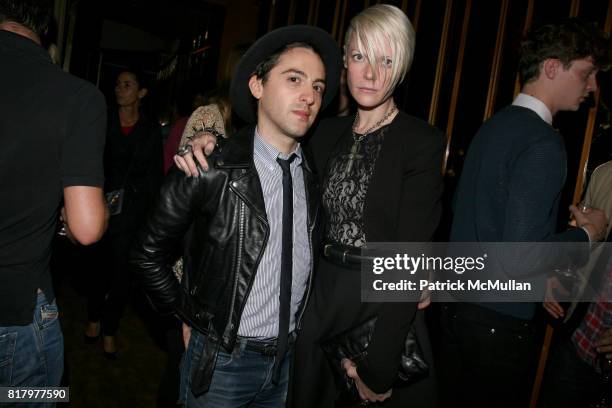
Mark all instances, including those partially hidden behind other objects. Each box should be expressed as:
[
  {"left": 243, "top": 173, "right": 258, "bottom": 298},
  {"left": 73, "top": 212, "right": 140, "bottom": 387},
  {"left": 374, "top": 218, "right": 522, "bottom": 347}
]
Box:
[{"left": 130, "top": 126, "right": 319, "bottom": 393}]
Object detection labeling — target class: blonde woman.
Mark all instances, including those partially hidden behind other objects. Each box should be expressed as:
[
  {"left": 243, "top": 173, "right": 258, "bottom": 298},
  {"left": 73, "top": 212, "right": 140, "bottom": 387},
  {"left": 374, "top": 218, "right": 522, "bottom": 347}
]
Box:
[{"left": 292, "top": 5, "right": 442, "bottom": 407}]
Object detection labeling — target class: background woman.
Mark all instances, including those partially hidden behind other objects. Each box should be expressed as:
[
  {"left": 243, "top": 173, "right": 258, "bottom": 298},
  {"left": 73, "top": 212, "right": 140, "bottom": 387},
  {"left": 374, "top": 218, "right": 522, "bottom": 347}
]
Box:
[{"left": 85, "top": 68, "right": 163, "bottom": 358}]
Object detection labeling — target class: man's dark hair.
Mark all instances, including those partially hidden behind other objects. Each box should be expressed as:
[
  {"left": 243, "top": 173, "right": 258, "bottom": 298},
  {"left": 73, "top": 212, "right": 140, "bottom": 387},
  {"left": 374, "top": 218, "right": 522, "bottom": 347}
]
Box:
[
  {"left": 0, "top": 0, "right": 53, "bottom": 37},
  {"left": 519, "top": 18, "right": 610, "bottom": 84},
  {"left": 252, "top": 42, "right": 320, "bottom": 84}
]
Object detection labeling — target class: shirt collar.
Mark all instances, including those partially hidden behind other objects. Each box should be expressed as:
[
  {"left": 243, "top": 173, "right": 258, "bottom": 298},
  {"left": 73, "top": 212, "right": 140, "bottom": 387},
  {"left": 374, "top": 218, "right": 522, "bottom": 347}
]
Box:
[
  {"left": 512, "top": 93, "right": 553, "bottom": 125},
  {"left": 253, "top": 127, "right": 303, "bottom": 170}
]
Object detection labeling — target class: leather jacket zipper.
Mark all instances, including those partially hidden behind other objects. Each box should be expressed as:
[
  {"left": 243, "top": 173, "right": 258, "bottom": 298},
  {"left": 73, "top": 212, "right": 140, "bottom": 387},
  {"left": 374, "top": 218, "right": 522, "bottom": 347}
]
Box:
[
  {"left": 224, "top": 200, "right": 245, "bottom": 341},
  {"left": 297, "top": 207, "right": 318, "bottom": 330}
]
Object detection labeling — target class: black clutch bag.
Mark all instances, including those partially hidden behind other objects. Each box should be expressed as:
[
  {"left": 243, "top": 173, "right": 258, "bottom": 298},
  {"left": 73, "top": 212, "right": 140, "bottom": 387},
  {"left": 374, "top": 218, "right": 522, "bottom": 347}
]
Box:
[{"left": 320, "top": 315, "right": 429, "bottom": 402}]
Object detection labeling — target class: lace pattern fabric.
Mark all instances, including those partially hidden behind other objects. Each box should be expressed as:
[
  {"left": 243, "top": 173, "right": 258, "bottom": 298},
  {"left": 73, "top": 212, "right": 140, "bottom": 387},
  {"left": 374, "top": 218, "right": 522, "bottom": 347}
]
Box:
[{"left": 322, "top": 125, "right": 387, "bottom": 247}]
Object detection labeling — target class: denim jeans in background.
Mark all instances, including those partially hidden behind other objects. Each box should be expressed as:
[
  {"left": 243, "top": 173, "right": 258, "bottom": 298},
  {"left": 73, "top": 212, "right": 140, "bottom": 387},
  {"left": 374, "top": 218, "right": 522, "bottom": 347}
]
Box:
[
  {"left": 179, "top": 329, "right": 291, "bottom": 407},
  {"left": 0, "top": 291, "right": 64, "bottom": 407}
]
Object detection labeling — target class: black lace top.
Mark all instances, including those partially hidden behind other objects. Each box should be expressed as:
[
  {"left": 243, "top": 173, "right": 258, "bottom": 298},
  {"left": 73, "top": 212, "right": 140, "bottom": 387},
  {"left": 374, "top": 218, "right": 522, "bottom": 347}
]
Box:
[{"left": 322, "top": 124, "right": 389, "bottom": 247}]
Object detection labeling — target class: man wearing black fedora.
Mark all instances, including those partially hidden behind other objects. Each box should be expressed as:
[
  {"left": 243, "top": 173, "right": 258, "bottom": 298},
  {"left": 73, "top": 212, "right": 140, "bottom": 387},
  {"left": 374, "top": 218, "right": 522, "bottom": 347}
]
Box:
[{"left": 131, "top": 25, "right": 341, "bottom": 407}]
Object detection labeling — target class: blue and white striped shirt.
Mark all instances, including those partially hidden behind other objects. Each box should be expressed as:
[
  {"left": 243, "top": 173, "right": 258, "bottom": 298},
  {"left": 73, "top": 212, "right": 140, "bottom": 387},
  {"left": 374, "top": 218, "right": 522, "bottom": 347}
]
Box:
[{"left": 238, "top": 129, "right": 311, "bottom": 338}]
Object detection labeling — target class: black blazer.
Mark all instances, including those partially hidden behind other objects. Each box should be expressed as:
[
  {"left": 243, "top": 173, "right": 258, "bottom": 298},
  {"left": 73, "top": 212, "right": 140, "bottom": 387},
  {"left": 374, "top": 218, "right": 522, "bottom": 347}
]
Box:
[
  {"left": 306, "top": 110, "right": 444, "bottom": 391},
  {"left": 309, "top": 110, "right": 444, "bottom": 243}
]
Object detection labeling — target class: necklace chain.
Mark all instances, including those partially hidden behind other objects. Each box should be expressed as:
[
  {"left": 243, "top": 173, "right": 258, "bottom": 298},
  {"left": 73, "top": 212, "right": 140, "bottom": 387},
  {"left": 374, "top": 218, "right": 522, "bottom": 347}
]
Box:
[{"left": 352, "top": 104, "right": 397, "bottom": 142}]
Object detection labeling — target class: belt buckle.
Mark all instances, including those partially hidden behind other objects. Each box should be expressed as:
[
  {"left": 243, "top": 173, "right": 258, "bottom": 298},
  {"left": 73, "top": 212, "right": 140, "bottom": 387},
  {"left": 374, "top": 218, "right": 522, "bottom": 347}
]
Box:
[
  {"left": 342, "top": 250, "right": 348, "bottom": 264},
  {"left": 262, "top": 343, "right": 276, "bottom": 356},
  {"left": 324, "top": 244, "right": 332, "bottom": 257}
]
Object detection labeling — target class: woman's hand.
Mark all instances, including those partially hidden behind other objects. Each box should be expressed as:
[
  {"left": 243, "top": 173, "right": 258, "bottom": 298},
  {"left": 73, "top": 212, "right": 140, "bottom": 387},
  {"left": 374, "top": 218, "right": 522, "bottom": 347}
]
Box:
[
  {"left": 542, "top": 276, "right": 567, "bottom": 319},
  {"left": 173, "top": 131, "right": 218, "bottom": 176},
  {"left": 596, "top": 328, "right": 612, "bottom": 360},
  {"left": 417, "top": 287, "right": 431, "bottom": 310},
  {"left": 182, "top": 323, "right": 192, "bottom": 350},
  {"left": 342, "top": 358, "right": 392, "bottom": 403}
]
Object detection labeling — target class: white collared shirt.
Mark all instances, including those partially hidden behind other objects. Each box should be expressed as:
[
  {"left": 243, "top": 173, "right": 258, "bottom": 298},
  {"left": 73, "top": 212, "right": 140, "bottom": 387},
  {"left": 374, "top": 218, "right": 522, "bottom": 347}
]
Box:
[
  {"left": 512, "top": 93, "right": 553, "bottom": 125},
  {"left": 238, "top": 128, "right": 311, "bottom": 338}
]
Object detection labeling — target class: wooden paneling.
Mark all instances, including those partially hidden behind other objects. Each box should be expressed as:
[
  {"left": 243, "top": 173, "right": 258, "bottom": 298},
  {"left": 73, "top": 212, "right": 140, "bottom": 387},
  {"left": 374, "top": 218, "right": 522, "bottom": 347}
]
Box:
[
  {"left": 337, "top": 0, "right": 349, "bottom": 44},
  {"left": 573, "top": 0, "right": 612, "bottom": 203},
  {"left": 267, "top": 0, "right": 276, "bottom": 32},
  {"left": 428, "top": 0, "right": 453, "bottom": 125},
  {"left": 514, "top": 0, "right": 534, "bottom": 96},
  {"left": 307, "top": 0, "right": 318, "bottom": 25},
  {"left": 483, "top": 0, "right": 509, "bottom": 120},
  {"left": 331, "top": 0, "right": 343, "bottom": 40},
  {"left": 288, "top": 0, "right": 297, "bottom": 24},
  {"left": 443, "top": 0, "right": 471, "bottom": 174},
  {"left": 570, "top": 0, "right": 581, "bottom": 16},
  {"left": 412, "top": 0, "right": 422, "bottom": 32}
]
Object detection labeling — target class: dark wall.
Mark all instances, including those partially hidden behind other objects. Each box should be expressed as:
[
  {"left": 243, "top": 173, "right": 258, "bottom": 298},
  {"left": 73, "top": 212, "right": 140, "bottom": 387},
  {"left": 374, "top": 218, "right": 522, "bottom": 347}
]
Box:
[{"left": 67, "top": 0, "right": 226, "bottom": 120}]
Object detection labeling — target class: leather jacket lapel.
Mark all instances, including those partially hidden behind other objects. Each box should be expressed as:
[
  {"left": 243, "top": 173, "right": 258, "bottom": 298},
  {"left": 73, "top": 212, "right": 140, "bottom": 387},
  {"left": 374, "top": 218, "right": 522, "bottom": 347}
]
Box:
[
  {"left": 229, "top": 169, "right": 268, "bottom": 223},
  {"left": 217, "top": 126, "right": 268, "bottom": 223}
]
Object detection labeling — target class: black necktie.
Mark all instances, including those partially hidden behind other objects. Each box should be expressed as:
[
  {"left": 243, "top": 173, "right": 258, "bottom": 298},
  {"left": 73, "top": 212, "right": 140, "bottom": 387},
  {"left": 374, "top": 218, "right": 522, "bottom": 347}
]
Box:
[{"left": 273, "top": 153, "right": 297, "bottom": 384}]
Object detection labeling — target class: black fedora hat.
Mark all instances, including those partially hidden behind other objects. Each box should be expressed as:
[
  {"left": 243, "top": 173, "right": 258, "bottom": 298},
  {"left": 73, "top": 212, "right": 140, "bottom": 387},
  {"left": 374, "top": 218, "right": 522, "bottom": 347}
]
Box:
[{"left": 229, "top": 25, "right": 342, "bottom": 123}]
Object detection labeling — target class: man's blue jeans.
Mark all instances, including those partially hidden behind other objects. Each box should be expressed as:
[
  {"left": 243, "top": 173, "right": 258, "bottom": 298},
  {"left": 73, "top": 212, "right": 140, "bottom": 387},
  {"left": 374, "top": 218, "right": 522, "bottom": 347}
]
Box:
[
  {"left": 0, "top": 292, "right": 64, "bottom": 406},
  {"left": 179, "top": 329, "right": 291, "bottom": 407}
]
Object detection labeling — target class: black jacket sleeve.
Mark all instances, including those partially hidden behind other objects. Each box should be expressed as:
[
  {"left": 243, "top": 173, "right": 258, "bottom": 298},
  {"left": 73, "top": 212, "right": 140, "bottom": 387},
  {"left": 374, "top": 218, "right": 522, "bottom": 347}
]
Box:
[
  {"left": 357, "top": 303, "right": 419, "bottom": 393},
  {"left": 358, "top": 118, "right": 444, "bottom": 392},
  {"left": 130, "top": 166, "right": 206, "bottom": 314}
]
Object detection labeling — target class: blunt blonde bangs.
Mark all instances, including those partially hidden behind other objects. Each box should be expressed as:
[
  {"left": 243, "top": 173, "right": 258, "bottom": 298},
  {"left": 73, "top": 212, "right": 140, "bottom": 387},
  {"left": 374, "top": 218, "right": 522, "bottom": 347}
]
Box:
[{"left": 343, "top": 4, "right": 415, "bottom": 97}]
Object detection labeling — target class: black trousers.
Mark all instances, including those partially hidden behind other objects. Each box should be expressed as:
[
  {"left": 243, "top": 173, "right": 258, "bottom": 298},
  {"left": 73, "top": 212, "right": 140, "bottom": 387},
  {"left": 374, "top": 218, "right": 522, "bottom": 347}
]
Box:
[
  {"left": 291, "top": 256, "right": 437, "bottom": 408},
  {"left": 437, "top": 303, "right": 539, "bottom": 408},
  {"left": 541, "top": 336, "right": 605, "bottom": 408},
  {"left": 156, "top": 317, "right": 184, "bottom": 408},
  {"left": 87, "top": 229, "right": 134, "bottom": 336}
]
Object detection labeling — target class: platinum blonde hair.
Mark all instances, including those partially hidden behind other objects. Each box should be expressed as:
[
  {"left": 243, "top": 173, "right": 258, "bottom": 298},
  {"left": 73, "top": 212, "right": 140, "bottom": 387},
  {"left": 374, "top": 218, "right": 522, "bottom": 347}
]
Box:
[{"left": 343, "top": 4, "right": 415, "bottom": 96}]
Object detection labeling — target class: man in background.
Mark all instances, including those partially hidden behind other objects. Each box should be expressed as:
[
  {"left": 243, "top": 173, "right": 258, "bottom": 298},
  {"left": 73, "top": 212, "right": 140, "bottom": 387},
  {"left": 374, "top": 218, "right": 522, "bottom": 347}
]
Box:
[
  {"left": 440, "top": 18, "right": 609, "bottom": 408},
  {"left": 0, "top": 0, "right": 108, "bottom": 389}
]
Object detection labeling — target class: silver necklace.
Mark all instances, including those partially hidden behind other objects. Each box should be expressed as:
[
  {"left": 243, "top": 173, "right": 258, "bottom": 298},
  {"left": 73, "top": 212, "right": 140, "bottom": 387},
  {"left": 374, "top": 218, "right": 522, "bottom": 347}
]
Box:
[{"left": 344, "top": 104, "right": 397, "bottom": 173}]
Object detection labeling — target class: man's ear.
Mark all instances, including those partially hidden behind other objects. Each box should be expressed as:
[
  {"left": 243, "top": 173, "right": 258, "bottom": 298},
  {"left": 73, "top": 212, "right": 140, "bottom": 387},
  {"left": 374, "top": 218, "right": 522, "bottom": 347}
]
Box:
[
  {"left": 543, "top": 59, "right": 561, "bottom": 80},
  {"left": 248, "top": 75, "right": 263, "bottom": 100},
  {"left": 343, "top": 54, "right": 347, "bottom": 69}
]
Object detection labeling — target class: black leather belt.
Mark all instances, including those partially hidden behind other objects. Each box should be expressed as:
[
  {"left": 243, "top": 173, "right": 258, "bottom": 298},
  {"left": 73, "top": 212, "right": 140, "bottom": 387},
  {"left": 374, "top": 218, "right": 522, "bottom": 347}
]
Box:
[
  {"left": 322, "top": 242, "right": 374, "bottom": 266},
  {"left": 237, "top": 332, "right": 297, "bottom": 356}
]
